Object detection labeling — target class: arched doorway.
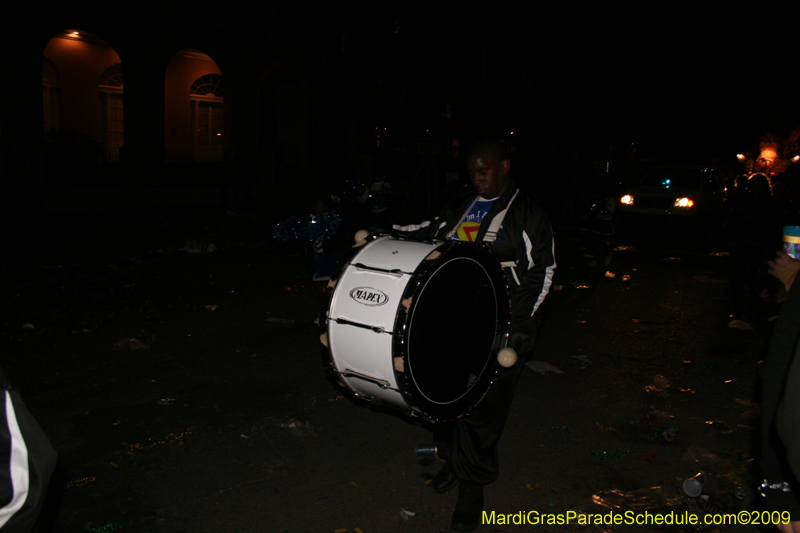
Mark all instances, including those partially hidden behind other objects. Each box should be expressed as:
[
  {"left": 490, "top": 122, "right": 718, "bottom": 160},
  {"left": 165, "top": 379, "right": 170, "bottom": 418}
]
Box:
[
  {"left": 42, "top": 30, "right": 123, "bottom": 167},
  {"left": 98, "top": 63, "right": 124, "bottom": 161},
  {"left": 42, "top": 57, "right": 60, "bottom": 134},
  {"left": 190, "top": 73, "right": 223, "bottom": 161},
  {"left": 164, "top": 49, "right": 223, "bottom": 165}
]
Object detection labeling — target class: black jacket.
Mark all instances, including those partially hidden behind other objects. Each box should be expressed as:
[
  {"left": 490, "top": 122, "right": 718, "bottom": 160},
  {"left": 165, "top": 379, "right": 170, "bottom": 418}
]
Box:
[
  {"left": 0, "top": 367, "right": 57, "bottom": 531},
  {"left": 394, "top": 179, "right": 556, "bottom": 339},
  {"left": 760, "top": 278, "right": 800, "bottom": 517}
]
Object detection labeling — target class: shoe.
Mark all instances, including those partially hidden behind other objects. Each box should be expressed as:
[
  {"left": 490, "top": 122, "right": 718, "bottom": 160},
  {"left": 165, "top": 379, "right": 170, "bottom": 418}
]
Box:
[
  {"left": 450, "top": 509, "right": 480, "bottom": 532},
  {"left": 450, "top": 482, "right": 484, "bottom": 532},
  {"left": 432, "top": 462, "right": 459, "bottom": 494}
]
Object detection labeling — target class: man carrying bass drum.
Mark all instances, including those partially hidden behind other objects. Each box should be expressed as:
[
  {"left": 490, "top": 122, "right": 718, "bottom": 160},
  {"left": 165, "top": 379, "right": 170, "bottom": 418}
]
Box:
[{"left": 393, "top": 138, "right": 556, "bottom": 532}]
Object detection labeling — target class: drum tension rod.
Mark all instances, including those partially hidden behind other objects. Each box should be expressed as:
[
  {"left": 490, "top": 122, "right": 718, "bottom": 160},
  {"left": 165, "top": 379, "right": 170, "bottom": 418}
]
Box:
[
  {"left": 341, "top": 368, "right": 396, "bottom": 390},
  {"left": 352, "top": 263, "right": 406, "bottom": 277},
  {"left": 332, "top": 317, "right": 390, "bottom": 334}
]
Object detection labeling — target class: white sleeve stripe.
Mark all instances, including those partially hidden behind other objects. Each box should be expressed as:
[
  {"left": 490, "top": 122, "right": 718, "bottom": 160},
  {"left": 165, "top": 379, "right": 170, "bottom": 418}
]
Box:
[
  {"left": 392, "top": 221, "right": 431, "bottom": 232},
  {"left": 0, "top": 391, "right": 30, "bottom": 528},
  {"left": 531, "top": 239, "right": 557, "bottom": 317},
  {"left": 523, "top": 230, "right": 534, "bottom": 269}
]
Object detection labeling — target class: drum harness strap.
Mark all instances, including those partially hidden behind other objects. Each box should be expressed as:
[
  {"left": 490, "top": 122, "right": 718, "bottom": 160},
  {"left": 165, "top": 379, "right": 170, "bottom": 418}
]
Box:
[
  {"left": 444, "top": 197, "right": 480, "bottom": 241},
  {"left": 446, "top": 190, "right": 520, "bottom": 269},
  {"left": 482, "top": 189, "right": 519, "bottom": 246}
]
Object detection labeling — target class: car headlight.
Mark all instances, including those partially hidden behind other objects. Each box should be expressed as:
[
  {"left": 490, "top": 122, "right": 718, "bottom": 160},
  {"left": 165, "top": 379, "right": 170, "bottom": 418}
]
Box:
[
  {"left": 674, "top": 197, "right": 694, "bottom": 208},
  {"left": 620, "top": 194, "right": 634, "bottom": 205}
]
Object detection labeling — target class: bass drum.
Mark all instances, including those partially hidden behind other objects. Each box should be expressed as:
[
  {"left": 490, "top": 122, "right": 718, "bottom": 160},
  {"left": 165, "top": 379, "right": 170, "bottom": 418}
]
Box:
[{"left": 324, "top": 234, "right": 510, "bottom": 422}]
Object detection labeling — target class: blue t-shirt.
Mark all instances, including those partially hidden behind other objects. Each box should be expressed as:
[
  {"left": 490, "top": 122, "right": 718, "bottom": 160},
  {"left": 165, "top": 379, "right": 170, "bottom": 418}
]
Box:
[{"left": 449, "top": 198, "right": 501, "bottom": 242}]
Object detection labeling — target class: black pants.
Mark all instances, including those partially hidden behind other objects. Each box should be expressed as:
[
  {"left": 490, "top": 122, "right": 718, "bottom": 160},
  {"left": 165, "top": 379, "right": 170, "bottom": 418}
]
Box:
[{"left": 433, "top": 357, "right": 526, "bottom": 485}]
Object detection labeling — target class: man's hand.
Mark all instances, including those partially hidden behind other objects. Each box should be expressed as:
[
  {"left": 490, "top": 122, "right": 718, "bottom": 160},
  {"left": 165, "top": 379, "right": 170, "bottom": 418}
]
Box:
[
  {"left": 509, "top": 332, "right": 534, "bottom": 356},
  {"left": 768, "top": 251, "right": 800, "bottom": 292},
  {"left": 776, "top": 520, "right": 800, "bottom": 533}
]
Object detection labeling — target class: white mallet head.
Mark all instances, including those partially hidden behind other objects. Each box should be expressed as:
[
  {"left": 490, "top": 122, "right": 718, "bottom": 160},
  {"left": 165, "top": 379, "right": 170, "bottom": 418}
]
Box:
[
  {"left": 354, "top": 229, "right": 370, "bottom": 243},
  {"left": 497, "top": 347, "right": 517, "bottom": 368}
]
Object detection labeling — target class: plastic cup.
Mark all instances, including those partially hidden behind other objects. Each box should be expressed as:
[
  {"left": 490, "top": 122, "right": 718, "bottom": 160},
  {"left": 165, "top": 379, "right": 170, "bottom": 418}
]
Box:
[
  {"left": 783, "top": 226, "right": 800, "bottom": 259},
  {"left": 415, "top": 444, "right": 437, "bottom": 458},
  {"left": 682, "top": 472, "right": 705, "bottom": 497}
]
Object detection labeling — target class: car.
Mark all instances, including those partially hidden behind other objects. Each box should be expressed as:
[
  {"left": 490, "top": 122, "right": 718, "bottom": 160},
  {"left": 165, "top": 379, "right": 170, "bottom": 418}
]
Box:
[{"left": 617, "top": 165, "right": 725, "bottom": 218}]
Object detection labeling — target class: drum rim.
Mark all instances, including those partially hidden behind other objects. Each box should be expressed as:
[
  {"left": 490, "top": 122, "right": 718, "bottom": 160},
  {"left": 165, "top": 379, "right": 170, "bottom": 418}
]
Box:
[{"left": 392, "top": 241, "right": 510, "bottom": 422}]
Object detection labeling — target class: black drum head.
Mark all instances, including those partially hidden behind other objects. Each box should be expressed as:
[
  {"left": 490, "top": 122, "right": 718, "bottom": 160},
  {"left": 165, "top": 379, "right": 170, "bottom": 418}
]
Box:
[{"left": 398, "top": 244, "right": 508, "bottom": 420}]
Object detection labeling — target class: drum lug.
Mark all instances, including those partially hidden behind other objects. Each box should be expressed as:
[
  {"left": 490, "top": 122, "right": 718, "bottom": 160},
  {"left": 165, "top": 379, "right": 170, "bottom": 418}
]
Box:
[
  {"left": 340, "top": 368, "right": 395, "bottom": 390},
  {"left": 353, "top": 263, "right": 406, "bottom": 277},
  {"left": 331, "top": 317, "right": 389, "bottom": 334}
]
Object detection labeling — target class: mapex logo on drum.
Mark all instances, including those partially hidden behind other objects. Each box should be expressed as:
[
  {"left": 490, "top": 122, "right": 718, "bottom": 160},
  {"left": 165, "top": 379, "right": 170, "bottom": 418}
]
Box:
[{"left": 349, "top": 287, "right": 389, "bottom": 306}]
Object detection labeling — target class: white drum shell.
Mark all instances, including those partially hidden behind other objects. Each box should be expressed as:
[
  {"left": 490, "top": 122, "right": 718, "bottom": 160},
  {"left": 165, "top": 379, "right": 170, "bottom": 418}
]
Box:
[{"left": 327, "top": 236, "right": 442, "bottom": 412}]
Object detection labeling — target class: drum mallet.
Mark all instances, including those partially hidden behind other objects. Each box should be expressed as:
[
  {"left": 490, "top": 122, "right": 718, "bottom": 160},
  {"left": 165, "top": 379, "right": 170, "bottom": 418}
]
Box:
[
  {"left": 497, "top": 347, "right": 517, "bottom": 368},
  {"left": 354, "top": 229, "right": 370, "bottom": 243}
]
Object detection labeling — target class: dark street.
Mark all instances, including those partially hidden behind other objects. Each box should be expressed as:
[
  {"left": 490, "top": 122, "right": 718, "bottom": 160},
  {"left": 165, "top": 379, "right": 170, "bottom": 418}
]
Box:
[
  {"left": 0, "top": 209, "right": 776, "bottom": 532},
  {"left": 3, "top": 5, "right": 799, "bottom": 532}
]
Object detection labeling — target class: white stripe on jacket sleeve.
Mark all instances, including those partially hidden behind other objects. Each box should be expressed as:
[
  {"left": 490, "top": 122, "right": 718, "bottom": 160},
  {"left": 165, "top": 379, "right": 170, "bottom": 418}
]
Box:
[
  {"left": 0, "top": 391, "right": 30, "bottom": 528},
  {"left": 530, "top": 238, "right": 556, "bottom": 317},
  {"left": 523, "top": 230, "right": 534, "bottom": 269}
]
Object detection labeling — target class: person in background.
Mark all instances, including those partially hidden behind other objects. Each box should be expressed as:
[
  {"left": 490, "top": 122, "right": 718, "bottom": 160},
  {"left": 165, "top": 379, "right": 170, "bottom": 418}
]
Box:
[
  {"left": 357, "top": 180, "right": 393, "bottom": 235},
  {"left": 307, "top": 197, "right": 338, "bottom": 326},
  {"left": 585, "top": 174, "right": 615, "bottom": 268},
  {"left": 761, "top": 250, "right": 800, "bottom": 533},
  {"left": 727, "top": 174, "right": 781, "bottom": 323},
  {"left": 773, "top": 182, "right": 799, "bottom": 228}
]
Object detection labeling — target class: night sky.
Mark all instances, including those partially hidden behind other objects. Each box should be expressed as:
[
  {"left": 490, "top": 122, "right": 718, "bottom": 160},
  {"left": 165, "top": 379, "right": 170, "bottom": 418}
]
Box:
[
  {"left": 326, "top": 5, "right": 795, "bottom": 161},
  {"left": 11, "top": 4, "right": 797, "bottom": 168}
]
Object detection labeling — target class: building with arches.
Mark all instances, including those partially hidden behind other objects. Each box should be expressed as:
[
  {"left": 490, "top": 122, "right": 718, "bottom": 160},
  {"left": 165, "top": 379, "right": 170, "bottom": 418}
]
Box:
[
  {"left": 2, "top": 5, "right": 490, "bottom": 216},
  {"left": 0, "top": 6, "right": 334, "bottom": 211}
]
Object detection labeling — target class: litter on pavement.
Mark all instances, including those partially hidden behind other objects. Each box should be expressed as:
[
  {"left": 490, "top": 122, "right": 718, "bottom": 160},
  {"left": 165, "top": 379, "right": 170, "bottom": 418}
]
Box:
[{"left": 526, "top": 361, "right": 564, "bottom": 374}]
